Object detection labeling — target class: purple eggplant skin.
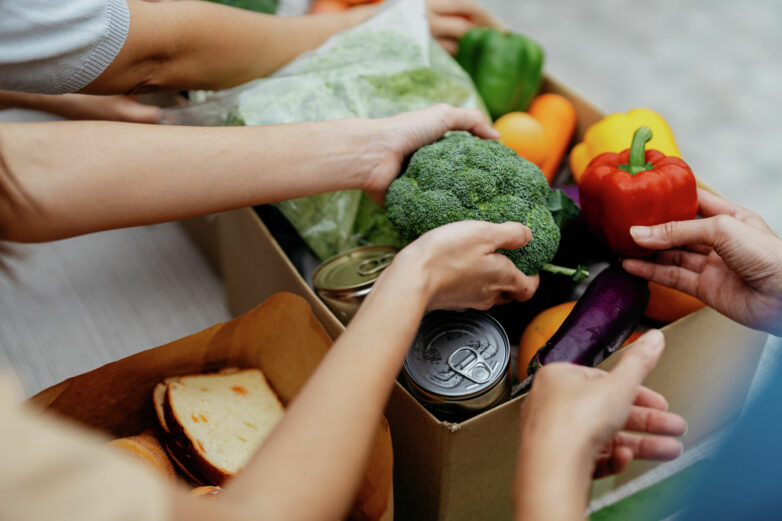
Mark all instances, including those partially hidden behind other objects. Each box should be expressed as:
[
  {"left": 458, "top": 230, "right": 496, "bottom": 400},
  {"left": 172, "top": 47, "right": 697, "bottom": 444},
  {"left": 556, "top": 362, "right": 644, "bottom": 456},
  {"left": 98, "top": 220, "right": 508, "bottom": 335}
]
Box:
[{"left": 527, "top": 264, "right": 650, "bottom": 376}]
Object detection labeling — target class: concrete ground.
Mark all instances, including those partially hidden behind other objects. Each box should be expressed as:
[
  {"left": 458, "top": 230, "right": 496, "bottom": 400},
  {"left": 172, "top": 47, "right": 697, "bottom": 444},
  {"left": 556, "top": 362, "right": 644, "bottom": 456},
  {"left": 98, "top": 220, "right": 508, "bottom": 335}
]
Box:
[{"left": 1, "top": 0, "right": 779, "bottom": 399}]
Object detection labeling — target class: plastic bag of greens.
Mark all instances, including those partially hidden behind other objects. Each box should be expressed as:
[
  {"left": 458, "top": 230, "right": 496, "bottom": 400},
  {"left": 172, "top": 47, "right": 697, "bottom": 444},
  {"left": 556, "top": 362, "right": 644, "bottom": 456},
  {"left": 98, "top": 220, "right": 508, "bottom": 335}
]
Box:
[{"left": 162, "top": 0, "right": 485, "bottom": 260}]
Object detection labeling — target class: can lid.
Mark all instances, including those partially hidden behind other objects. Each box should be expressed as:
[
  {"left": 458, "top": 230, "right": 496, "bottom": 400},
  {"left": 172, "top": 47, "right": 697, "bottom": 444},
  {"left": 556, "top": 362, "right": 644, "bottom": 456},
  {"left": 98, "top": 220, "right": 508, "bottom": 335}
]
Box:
[
  {"left": 313, "top": 245, "right": 398, "bottom": 292},
  {"left": 404, "top": 311, "right": 509, "bottom": 398}
]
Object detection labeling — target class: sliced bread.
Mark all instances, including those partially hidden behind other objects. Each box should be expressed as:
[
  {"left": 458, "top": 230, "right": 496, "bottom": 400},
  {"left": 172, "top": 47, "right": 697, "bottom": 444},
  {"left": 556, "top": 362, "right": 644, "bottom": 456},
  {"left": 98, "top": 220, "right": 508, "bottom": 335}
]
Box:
[
  {"left": 164, "top": 369, "right": 285, "bottom": 485},
  {"left": 107, "top": 431, "right": 176, "bottom": 481}
]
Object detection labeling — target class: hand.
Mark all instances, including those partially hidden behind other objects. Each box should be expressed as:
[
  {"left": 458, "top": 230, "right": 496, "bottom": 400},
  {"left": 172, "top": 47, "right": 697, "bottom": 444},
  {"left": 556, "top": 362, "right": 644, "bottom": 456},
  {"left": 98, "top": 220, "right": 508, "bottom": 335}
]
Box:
[
  {"left": 387, "top": 220, "right": 539, "bottom": 311},
  {"left": 515, "top": 331, "right": 686, "bottom": 520},
  {"left": 623, "top": 188, "right": 782, "bottom": 335},
  {"left": 361, "top": 104, "right": 498, "bottom": 206},
  {"left": 426, "top": 0, "right": 506, "bottom": 54},
  {"left": 46, "top": 94, "right": 161, "bottom": 123}
]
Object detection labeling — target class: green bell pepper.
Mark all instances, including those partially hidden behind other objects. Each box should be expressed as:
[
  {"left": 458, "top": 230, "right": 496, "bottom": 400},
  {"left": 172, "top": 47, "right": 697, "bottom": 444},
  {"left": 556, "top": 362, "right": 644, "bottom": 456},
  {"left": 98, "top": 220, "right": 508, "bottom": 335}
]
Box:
[{"left": 456, "top": 28, "right": 545, "bottom": 120}]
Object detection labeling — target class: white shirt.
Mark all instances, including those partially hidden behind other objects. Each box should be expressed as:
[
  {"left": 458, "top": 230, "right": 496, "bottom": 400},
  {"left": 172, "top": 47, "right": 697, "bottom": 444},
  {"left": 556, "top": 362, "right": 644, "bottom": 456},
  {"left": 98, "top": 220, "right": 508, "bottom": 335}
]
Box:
[{"left": 0, "top": 0, "right": 130, "bottom": 94}]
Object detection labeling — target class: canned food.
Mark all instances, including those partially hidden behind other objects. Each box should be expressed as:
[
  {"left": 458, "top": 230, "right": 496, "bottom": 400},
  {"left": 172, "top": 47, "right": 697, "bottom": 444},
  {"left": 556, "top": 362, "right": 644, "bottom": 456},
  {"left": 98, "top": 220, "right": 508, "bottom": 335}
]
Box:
[
  {"left": 402, "top": 310, "right": 511, "bottom": 421},
  {"left": 312, "top": 245, "right": 398, "bottom": 324}
]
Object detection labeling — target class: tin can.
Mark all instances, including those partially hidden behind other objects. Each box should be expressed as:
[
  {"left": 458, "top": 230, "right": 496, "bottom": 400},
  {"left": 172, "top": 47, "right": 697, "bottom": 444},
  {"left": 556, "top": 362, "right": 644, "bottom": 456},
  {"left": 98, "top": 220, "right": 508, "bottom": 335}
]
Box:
[
  {"left": 402, "top": 310, "right": 511, "bottom": 421},
  {"left": 312, "top": 245, "right": 398, "bottom": 324}
]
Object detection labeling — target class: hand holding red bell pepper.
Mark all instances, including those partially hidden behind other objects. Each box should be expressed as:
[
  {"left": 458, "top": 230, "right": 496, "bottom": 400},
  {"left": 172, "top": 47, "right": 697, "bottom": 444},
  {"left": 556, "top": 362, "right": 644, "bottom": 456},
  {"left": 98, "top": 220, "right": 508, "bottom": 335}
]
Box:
[{"left": 579, "top": 126, "right": 698, "bottom": 257}]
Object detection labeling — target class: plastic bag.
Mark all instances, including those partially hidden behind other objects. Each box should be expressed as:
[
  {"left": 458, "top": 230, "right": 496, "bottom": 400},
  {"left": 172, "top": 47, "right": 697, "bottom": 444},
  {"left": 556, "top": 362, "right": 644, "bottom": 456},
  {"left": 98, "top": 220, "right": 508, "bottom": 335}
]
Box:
[{"left": 162, "top": 0, "right": 485, "bottom": 260}]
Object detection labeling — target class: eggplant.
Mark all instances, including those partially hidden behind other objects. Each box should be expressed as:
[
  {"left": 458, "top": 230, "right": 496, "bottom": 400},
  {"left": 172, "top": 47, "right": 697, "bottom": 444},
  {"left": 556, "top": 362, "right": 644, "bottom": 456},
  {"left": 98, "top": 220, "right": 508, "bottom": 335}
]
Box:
[{"left": 527, "top": 264, "right": 650, "bottom": 376}]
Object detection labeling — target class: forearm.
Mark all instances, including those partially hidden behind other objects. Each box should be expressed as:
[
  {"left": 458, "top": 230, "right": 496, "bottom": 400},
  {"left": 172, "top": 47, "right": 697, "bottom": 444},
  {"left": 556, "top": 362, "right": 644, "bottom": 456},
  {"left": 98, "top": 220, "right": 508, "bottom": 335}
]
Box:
[
  {"left": 0, "top": 119, "right": 378, "bottom": 242},
  {"left": 86, "top": 1, "right": 375, "bottom": 94},
  {"left": 514, "top": 435, "right": 592, "bottom": 521},
  {"left": 220, "top": 260, "right": 430, "bottom": 521}
]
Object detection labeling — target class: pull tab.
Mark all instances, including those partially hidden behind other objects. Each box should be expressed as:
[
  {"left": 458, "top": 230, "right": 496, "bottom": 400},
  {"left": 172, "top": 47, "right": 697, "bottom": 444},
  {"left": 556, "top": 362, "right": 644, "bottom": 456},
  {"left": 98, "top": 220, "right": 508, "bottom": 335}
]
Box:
[
  {"left": 447, "top": 346, "right": 497, "bottom": 384},
  {"left": 356, "top": 252, "right": 395, "bottom": 276}
]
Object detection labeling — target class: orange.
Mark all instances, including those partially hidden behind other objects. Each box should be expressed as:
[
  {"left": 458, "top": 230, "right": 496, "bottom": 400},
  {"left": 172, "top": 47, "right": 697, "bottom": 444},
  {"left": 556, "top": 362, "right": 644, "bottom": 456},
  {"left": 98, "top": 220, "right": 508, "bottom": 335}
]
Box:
[
  {"left": 518, "top": 301, "right": 576, "bottom": 379},
  {"left": 645, "top": 281, "right": 705, "bottom": 323},
  {"left": 493, "top": 112, "right": 548, "bottom": 166}
]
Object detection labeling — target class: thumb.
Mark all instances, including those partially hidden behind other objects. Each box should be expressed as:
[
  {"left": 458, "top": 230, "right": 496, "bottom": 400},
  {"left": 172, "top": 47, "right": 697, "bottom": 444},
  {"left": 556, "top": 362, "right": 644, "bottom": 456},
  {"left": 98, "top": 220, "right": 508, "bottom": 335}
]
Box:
[
  {"left": 608, "top": 330, "right": 665, "bottom": 400},
  {"left": 490, "top": 222, "right": 532, "bottom": 251}
]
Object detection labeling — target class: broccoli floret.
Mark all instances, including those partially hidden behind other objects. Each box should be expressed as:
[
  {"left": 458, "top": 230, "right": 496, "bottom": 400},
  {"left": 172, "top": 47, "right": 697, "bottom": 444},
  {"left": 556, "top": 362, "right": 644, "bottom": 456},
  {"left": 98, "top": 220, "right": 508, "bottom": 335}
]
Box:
[{"left": 385, "top": 133, "right": 579, "bottom": 275}]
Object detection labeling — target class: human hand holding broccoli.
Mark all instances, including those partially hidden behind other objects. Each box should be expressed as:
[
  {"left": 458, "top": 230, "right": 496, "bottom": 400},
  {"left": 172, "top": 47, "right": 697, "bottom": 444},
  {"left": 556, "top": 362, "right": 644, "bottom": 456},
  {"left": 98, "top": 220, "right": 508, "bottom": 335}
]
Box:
[
  {"left": 359, "top": 104, "right": 498, "bottom": 207},
  {"left": 381, "top": 220, "right": 540, "bottom": 312},
  {"left": 385, "top": 132, "right": 586, "bottom": 279}
]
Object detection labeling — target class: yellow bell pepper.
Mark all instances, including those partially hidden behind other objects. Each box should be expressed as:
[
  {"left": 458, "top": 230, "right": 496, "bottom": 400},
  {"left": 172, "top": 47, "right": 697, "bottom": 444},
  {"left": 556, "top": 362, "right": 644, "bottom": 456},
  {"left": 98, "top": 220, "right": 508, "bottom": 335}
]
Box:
[{"left": 569, "top": 108, "right": 681, "bottom": 182}]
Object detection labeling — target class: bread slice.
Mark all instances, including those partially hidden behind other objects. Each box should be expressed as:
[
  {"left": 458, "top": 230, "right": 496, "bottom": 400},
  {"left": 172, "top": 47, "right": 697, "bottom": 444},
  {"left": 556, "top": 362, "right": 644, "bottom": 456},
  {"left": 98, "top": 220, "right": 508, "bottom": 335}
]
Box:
[
  {"left": 164, "top": 369, "right": 285, "bottom": 485},
  {"left": 107, "top": 431, "right": 176, "bottom": 481},
  {"left": 154, "top": 370, "right": 239, "bottom": 435},
  {"left": 164, "top": 437, "right": 208, "bottom": 485}
]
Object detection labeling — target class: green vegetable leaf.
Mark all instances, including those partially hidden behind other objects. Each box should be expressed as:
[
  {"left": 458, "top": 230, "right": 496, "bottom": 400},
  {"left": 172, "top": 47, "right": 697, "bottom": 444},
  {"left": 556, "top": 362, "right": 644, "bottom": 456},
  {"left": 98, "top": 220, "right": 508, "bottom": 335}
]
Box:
[{"left": 547, "top": 189, "right": 580, "bottom": 229}]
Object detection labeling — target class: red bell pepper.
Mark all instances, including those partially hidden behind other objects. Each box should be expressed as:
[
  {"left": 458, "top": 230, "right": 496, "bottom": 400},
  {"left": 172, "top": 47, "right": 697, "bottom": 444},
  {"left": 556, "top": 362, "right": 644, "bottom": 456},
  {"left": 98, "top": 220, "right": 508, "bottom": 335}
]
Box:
[{"left": 579, "top": 126, "right": 698, "bottom": 257}]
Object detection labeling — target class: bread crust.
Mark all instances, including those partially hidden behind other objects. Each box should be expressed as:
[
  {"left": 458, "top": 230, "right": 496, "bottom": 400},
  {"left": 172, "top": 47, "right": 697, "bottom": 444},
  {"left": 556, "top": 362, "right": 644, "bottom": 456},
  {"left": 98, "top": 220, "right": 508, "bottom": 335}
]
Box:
[
  {"left": 106, "top": 432, "right": 176, "bottom": 481},
  {"left": 163, "top": 383, "right": 233, "bottom": 485}
]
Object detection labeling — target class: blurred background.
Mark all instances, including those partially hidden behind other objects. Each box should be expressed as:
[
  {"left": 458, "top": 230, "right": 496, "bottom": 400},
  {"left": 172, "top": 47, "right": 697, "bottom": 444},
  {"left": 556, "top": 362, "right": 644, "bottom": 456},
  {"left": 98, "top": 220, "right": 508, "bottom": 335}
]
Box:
[{"left": 0, "top": 0, "right": 779, "bottom": 397}]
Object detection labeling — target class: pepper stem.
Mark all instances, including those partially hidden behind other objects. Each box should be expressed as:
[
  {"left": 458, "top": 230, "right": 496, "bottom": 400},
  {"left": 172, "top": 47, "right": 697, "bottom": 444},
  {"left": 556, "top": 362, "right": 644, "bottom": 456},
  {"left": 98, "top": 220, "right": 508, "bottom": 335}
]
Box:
[{"left": 618, "top": 126, "right": 654, "bottom": 175}]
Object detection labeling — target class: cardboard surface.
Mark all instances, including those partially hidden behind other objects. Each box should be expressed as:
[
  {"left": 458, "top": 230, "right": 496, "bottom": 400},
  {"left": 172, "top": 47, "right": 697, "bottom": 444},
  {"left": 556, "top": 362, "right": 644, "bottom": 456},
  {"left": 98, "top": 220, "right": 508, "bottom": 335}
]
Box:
[
  {"left": 198, "top": 75, "right": 767, "bottom": 521},
  {"left": 28, "top": 293, "right": 393, "bottom": 521},
  {"left": 179, "top": 214, "right": 223, "bottom": 273}
]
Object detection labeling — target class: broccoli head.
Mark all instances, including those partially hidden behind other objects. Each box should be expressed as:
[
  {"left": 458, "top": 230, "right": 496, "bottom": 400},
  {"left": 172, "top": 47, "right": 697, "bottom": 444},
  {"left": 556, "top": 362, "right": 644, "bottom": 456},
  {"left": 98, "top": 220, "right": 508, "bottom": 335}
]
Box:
[{"left": 385, "top": 133, "right": 568, "bottom": 275}]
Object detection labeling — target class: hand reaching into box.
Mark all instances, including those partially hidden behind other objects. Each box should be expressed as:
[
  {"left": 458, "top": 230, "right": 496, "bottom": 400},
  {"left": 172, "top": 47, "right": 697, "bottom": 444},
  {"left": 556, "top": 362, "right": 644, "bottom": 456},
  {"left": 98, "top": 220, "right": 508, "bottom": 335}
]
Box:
[{"left": 514, "top": 330, "right": 687, "bottom": 521}]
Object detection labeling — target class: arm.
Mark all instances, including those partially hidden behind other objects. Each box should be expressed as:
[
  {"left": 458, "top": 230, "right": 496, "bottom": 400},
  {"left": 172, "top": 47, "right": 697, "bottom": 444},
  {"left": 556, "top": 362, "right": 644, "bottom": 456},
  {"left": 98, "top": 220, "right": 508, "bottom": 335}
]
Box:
[
  {"left": 0, "top": 104, "right": 496, "bottom": 242},
  {"left": 172, "top": 220, "right": 539, "bottom": 521},
  {"left": 0, "top": 91, "right": 159, "bottom": 123},
  {"left": 623, "top": 188, "right": 782, "bottom": 335},
  {"left": 85, "top": 0, "right": 375, "bottom": 94},
  {"left": 515, "top": 331, "right": 687, "bottom": 521}
]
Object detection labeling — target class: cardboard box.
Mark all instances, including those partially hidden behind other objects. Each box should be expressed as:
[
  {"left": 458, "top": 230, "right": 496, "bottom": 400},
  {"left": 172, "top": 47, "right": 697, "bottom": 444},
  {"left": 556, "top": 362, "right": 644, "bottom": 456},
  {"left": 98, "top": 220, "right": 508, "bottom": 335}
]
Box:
[
  {"left": 28, "top": 293, "right": 393, "bottom": 521},
  {"left": 207, "top": 77, "right": 768, "bottom": 521}
]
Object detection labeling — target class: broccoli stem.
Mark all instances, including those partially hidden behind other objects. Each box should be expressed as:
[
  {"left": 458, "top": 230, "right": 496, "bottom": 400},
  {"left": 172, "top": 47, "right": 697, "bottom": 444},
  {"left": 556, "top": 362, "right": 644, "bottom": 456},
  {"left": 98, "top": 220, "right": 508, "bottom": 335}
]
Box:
[{"left": 541, "top": 264, "right": 590, "bottom": 282}]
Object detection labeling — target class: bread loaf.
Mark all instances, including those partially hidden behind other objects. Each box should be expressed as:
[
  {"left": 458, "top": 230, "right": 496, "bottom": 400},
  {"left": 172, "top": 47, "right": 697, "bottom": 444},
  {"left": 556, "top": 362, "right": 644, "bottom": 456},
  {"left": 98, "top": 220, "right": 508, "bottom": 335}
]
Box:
[{"left": 163, "top": 369, "right": 285, "bottom": 485}]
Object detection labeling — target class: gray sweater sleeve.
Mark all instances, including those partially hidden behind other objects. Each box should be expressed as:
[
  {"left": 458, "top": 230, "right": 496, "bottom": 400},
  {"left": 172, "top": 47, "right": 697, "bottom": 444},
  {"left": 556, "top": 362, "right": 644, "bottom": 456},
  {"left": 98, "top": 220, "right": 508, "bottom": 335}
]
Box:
[{"left": 0, "top": 0, "right": 130, "bottom": 94}]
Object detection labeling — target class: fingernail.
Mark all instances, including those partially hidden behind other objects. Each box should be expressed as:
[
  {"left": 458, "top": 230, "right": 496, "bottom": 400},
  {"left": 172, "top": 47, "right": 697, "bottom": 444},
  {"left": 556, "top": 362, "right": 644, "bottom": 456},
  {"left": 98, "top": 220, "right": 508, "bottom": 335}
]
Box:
[
  {"left": 642, "top": 329, "right": 665, "bottom": 353},
  {"left": 630, "top": 225, "right": 651, "bottom": 240}
]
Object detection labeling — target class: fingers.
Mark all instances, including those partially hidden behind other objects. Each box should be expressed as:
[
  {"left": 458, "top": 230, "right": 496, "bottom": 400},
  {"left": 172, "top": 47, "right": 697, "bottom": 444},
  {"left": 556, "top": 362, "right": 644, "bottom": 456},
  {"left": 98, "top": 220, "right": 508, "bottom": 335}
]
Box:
[
  {"left": 633, "top": 386, "right": 669, "bottom": 411},
  {"left": 622, "top": 259, "right": 700, "bottom": 296},
  {"left": 629, "top": 218, "right": 724, "bottom": 251},
  {"left": 450, "top": 108, "right": 499, "bottom": 140},
  {"left": 435, "top": 37, "right": 458, "bottom": 55},
  {"left": 428, "top": 13, "right": 474, "bottom": 40},
  {"left": 506, "top": 271, "right": 539, "bottom": 302},
  {"left": 428, "top": 0, "right": 507, "bottom": 29},
  {"left": 698, "top": 188, "right": 771, "bottom": 232},
  {"left": 607, "top": 330, "right": 665, "bottom": 399},
  {"left": 696, "top": 188, "right": 741, "bottom": 218},
  {"left": 593, "top": 446, "right": 634, "bottom": 478},
  {"left": 654, "top": 248, "right": 709, "bottom": 273},
  {"left": 120, "top": 100, "right": 161, "bottom": 124},
  {"left": 613, "top": 432, "right": 683, "bottom": 461},
  {"left": 487, "top": 250, "right": 539, "bottom": 302},
  {"left": 489, "top": 222, "right": 532, "bottom": 250},
  {"left": 624, "top": 406, "right": 687, "bottom": 436}
]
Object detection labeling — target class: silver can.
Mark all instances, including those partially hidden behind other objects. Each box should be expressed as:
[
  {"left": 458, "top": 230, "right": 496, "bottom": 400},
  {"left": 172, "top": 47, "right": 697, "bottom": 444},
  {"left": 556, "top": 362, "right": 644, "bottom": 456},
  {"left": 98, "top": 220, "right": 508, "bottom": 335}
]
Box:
[
  {"left": 402, "top": 310, "right": 511, "bottom": 420},
  {"left": 312, "top": 245, "right": 398, "bottom": 324}
]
